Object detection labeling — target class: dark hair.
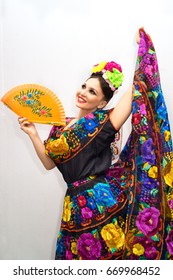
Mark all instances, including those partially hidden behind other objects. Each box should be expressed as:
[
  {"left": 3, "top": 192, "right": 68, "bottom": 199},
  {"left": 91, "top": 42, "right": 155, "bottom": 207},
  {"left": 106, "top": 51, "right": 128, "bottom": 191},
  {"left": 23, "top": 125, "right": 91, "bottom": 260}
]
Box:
[{"left": 89, "top": 72, "right": 114, "bottom": 102}]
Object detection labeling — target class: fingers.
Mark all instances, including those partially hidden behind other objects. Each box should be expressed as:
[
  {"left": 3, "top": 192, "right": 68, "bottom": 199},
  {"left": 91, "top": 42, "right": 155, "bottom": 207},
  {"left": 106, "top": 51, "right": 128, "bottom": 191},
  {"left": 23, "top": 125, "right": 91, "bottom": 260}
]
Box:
[{"left": 18, "top": 116, "right": 30, "bottom": 129}]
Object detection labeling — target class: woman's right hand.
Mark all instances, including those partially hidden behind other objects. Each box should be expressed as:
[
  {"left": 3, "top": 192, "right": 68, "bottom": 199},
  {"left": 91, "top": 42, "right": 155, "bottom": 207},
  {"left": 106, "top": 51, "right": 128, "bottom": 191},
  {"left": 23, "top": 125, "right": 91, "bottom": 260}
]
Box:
[{"left": 18, "top": 116, "right": 37, "bottom": 137}]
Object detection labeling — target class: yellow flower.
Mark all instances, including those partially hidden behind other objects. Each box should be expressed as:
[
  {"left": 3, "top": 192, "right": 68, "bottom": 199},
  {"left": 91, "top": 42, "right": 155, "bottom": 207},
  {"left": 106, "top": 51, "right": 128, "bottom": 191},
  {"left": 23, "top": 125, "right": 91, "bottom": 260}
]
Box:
[
  {"left": 163, "top": 161, "right": 173, "bottom": 187},
  {"left": 46, "top": 135, "right": 69, "bottom": 156},
  {"left": 148, "top": 166, "right": 158, "bottom": 179},
  {"left": 132, "top": 243, "right": 145, "bottom": 256},
  {"left": 62, "top": 196, "right": 72, "bottom": 222},
  {"left": 101, "top": 223, "right": 125, "bottom": 251},
  {"left": 92, "top": 61, "right": 107, "bottom": 73},
  {"left": 71, "top": 241, "right": 78, "bottom": 255},
  {"left": 164, "top": 130, "right": 171, "bottom": 142}
]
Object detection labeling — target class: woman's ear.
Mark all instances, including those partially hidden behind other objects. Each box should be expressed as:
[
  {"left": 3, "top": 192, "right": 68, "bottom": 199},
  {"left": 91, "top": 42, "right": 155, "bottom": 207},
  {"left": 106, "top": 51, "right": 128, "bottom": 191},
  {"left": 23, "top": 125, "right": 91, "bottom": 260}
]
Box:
[{"left": 97, "top": 100, "right": 107, "bottom": 109}]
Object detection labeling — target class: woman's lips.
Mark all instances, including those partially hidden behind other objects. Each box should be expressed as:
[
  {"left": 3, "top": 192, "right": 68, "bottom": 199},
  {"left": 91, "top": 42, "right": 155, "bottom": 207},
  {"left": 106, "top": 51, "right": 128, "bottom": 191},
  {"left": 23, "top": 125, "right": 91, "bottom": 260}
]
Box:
[{"left": 78, "top": 96, "right": 87, "bottom": 103}]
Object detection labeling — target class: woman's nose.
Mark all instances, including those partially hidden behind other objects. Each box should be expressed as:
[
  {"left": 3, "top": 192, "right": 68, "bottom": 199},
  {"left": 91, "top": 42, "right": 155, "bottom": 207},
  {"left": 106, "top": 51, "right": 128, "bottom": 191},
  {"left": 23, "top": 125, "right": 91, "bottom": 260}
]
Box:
[{"left": 81, "top": 89, "right": 87, "bottom": 96}]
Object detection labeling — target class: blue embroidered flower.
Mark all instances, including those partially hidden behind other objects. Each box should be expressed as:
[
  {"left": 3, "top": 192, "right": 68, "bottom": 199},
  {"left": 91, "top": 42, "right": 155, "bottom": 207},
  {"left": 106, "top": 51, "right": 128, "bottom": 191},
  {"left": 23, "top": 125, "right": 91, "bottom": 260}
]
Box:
[
  {"left": 84, "top": 119, "right": 97, "bottom": 133},
  {"left": 93, "top": 183, "right": 116, "bottom": 207},
  {"left": 156, "top": 94, "right": 167, "bottom": 120},
  {"left": 87, "top": 197, "right": 97, "bottom": 210}
]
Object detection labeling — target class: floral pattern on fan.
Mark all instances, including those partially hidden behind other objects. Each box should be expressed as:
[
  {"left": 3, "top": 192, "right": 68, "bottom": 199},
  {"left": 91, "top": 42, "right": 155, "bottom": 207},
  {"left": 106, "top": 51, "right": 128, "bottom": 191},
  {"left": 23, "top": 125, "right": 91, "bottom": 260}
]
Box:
[
  {"left": 14, "top": 88, "right": 52, "bottom": 118},
  {"left": 1, "top": 84, "right": 66, "bottom": 125}
]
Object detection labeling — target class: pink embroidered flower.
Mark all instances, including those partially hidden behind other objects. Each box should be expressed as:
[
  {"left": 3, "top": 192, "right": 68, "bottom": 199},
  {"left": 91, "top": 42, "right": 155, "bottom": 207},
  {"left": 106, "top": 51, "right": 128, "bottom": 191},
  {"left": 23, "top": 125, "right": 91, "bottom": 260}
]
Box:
[
  {"left": 77, "top": 233, "right": 101, "bottom": 260},
  {"left": 65, "top": 250, "right": 73, "bottom": 260},
  {"left": 104, "top": 61, "right": 122, "bottom": 73},
  {"left": 140, "top": 104, "right": 147, "bottom": 115},
  {"left": 81, "top": 207, "right": 93, "bottom": 219},
  {"left": 40, "top": 109, "right": 47, "bottom": 115},
  {"left": 77, "top": 196, "right": 87, "bottom": 207},
  {"left": 166, "top": 230, "right": 173, "bottom": 255},
  {"left": 145, "top": 246, "right": 157, "bottom": 259},
  {"left": 168, "top": 200, "right": 173, "bottom": 209},
  {"left": 136, "top": 207, "right": 160, "bottom": 236},
  {"left": 138, "top": 37, "right": 148, "bottom": 56}
]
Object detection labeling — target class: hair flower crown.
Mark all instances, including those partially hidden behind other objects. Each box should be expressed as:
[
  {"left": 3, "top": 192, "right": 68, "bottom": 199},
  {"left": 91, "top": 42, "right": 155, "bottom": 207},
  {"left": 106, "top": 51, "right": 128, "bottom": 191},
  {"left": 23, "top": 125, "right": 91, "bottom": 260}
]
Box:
[{"left": 92, "top": 61, "right": 124, "bottom": 91}]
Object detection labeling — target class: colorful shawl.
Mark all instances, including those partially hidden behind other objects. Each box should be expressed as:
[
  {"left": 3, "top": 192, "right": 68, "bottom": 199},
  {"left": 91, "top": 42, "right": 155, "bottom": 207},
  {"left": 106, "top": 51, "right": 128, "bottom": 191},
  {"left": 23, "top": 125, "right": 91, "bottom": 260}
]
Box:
[{"left": 107, "top": 28, "right": 173, "bottom": 260}]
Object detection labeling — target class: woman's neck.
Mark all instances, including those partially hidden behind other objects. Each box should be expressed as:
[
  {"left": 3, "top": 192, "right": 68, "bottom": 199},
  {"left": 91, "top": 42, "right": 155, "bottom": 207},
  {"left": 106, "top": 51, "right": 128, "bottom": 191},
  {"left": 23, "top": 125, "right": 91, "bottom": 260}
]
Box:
[{"left": 77, "top": 108, "right": 98, "bottom": 120}]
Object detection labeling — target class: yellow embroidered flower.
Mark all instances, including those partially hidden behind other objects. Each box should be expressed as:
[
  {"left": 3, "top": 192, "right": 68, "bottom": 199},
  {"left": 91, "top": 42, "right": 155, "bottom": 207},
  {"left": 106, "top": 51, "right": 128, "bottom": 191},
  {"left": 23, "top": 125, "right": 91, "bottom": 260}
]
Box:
[
  {"left": 163, "top": 161, "right": 173, "bottom": 187},
  {"left": 164, "top": 130, "right": 171, "bottom": 142},
  {"left": 92, "top": 61, "right": 107, "bottom": 73},
  {"left": 148, "top": 166, "right": 158, "bottom": 179},
  {"left": 46, "top": 135, "right": 69, "bottom": 156},
  {"left": 101, "top": 223, "right": 125, "bottom": 251},
  {"left": 132, "top": 243, "right": 145, "bottom": 256},
  {"left": 62, "top": 196, "right": 72, "bottom": 222},
  {"left": 71, "top": 241, "right": 78, "bottom": 255}
]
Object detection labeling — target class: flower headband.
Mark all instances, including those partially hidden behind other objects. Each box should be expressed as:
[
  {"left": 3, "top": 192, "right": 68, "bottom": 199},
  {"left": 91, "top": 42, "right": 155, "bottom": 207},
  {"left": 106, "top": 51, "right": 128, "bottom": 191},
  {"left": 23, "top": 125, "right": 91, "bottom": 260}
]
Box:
[{"left": 92, "top": 61, "right": 124, "bottom": 91}]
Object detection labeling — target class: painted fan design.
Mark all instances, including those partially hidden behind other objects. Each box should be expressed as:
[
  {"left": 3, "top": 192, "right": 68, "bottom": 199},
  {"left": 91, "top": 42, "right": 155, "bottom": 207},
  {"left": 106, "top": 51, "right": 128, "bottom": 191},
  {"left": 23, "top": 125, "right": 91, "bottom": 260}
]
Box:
[{"left": 1, "top": 84, "right": 66, "bottom": 125}]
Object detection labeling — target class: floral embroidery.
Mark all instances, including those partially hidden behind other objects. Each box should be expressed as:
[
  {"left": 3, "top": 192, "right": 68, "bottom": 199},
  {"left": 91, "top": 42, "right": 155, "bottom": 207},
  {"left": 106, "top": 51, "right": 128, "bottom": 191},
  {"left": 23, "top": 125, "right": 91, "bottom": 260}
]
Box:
[
  {"left": 77, "top": 233, "right": 101, "bottom": 260},
  {"left": 166, "top": 230, "right": 173, "bottom": 255},
  {"left": 62, "top": 196, "right": 72, "bottom": 222},
  {"left": 101, "top": 222, "right": 125, "bottom": 251},
  {"left": 14, "top": 89, "right": 52, "bottom": 117},
  {"left": 136, "top": 207, "right": 160, "bottom": 236}
]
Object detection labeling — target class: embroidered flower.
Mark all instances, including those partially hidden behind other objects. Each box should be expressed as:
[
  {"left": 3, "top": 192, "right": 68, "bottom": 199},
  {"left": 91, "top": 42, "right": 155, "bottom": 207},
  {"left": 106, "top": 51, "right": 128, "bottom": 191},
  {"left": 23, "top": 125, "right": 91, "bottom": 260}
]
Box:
[
  {"left": 62, "top": 196, "right": 72, "bottom": 222},
  {"left": 136, "top": 207, "right": 160, "bottom": 236},
  {"left": 132, "top": 243, "right": 145, "bottom": 256},
  {"left": 46, "top": 135, "right": 69, "bottom": 156},
  {"left": 140, "top": 104, "right": 147, "bottom": 115},
  {"left": 163, "top": 161, "right": 173, "bottom": 187},
  {"left": 66, "top": 250, "right": 73, "bottom": 260},
  {"left": 81, "top": 207, "right": 93, "bottom": 219},
  {"left": 143, "top": 53, "right": 153, "bottom": 65},
  {"left": 145, "top": 246, "right": 157, "bottom": 259},
  {"left": 166, "top": 230, "right": 173, "bottom": 255},
  {"left": 132, "top": 113, "right": 141, "bottom": 125},
  {"left": 87, "top": 197, "right": 97, "bottom": 210},
  {"left": 93, "top": 183, "right": 116, "bottom": 207},
  {"left": 84, "top": 119, "right": 97, "bottom": 133},
  {"left": 77, "top": 195, "right": 87, "bottom": 207},
  {"left": 77, "top": 233, "right": 101, "bottom": 260},
  {"left": 164, "top": 131, "right": 171, "bottom": 142},
  {"left": 142, "top": 175, "right": 158, "bottom": 190},
  {"left": 56, "top": 234, "right": 65, "bottom": 257},
  {"left": 22, "top": 95, "right": 28, "bottom": 101},
  {"left": 148, "top": 166, "right": 158, "bottom": 179},
  {"left": 71, "top": 241, "right": 78, "bottom": 255},
  {"left": 141, "top": 138, "right": 156, "bottom": 165},
  {"left": 168, "top": 199, "right": 173, "bottom": 209},
  {"left": 138, "top": 37, "right": 148, "bottom": 56},
  {"left": 101, "top": 223, "right": 125, "bottom": 251}
]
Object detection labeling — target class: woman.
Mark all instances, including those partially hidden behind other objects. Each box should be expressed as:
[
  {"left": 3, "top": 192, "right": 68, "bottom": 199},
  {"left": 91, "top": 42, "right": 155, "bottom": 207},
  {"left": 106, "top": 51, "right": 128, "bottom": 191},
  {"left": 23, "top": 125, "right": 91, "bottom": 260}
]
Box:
[{"left": 18, "top": 28, "right": 173, "bottom": 260}]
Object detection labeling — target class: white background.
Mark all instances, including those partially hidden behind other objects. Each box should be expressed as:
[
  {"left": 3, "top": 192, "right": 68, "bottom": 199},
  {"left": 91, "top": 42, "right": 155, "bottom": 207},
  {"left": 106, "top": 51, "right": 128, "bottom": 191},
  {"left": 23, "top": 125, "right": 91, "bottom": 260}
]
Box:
[{"left": 0, "top": 0, "right": 172, "bottom": 260}]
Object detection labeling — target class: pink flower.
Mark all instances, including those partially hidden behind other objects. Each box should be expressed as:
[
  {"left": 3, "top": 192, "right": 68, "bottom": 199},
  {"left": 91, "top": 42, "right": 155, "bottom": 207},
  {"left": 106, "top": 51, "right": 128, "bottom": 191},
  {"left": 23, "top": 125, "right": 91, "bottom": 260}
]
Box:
[
  {"left": 136, "top": 207, "right": 160, "bottom": 236},
  {"left": 104, "top": 61, "right": 122, "bottom": 73},
  {"left": 166, "top": 230, "right": 173, "bottom": 255},
  {"left": 81, "top": 207, "right": 93, "bottom": 219},
  {"left": 77, "top": 233, "right": 101, "bottom": 260},
  {"left": 140, "top": 104, "right": 147, "bottom": 115}
]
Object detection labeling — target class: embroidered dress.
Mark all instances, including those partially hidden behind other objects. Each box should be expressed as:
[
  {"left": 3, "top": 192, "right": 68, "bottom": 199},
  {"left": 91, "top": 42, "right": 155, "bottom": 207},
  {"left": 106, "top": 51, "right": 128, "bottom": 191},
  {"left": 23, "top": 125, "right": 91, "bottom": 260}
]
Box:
[{"left": 45, "top": 30, "right": 173, "bottom": 260}]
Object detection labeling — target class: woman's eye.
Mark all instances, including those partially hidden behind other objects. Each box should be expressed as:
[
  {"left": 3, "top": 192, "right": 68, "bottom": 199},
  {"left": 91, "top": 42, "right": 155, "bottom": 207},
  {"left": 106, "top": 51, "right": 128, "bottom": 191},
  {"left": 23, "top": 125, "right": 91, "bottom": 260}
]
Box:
[
  {"left": 89, "top": 89, "right": 96, "bottom": 95},
  {"left": 81, "top": 84, "right": 86, "bottom": 89}
]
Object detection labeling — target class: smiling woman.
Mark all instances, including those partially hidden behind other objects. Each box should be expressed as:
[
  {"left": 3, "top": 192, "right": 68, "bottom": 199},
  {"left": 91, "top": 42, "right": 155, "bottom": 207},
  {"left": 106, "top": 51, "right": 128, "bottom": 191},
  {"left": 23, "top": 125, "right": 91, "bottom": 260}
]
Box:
[{"left": 16, "top": 28, "right": 173, "bottom": 260}]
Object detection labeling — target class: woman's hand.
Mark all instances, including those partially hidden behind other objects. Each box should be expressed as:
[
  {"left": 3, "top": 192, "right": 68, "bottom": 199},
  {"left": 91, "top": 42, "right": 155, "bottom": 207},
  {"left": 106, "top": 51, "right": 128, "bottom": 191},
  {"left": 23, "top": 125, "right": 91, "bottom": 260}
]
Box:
[
  {"left": 18, "top": 116, "right": 37, "bottom": 137},
  {"left": 136, "top": 27, "right": 144, "bottom": 44}
]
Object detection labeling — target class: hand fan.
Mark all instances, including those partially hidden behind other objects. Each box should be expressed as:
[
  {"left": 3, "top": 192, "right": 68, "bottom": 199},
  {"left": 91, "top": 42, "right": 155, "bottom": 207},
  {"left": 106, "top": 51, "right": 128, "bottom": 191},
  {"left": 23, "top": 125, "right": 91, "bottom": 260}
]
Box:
[{"left": 1, "top": 84, "right": 66, "bottom": 125}]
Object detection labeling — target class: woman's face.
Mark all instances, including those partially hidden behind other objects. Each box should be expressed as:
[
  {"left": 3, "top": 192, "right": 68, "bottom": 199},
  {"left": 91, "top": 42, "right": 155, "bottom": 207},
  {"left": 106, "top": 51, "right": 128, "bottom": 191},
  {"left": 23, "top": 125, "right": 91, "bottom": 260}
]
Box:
[{"left": 76, "top": 78, "right": 107, "bottom": 113}]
